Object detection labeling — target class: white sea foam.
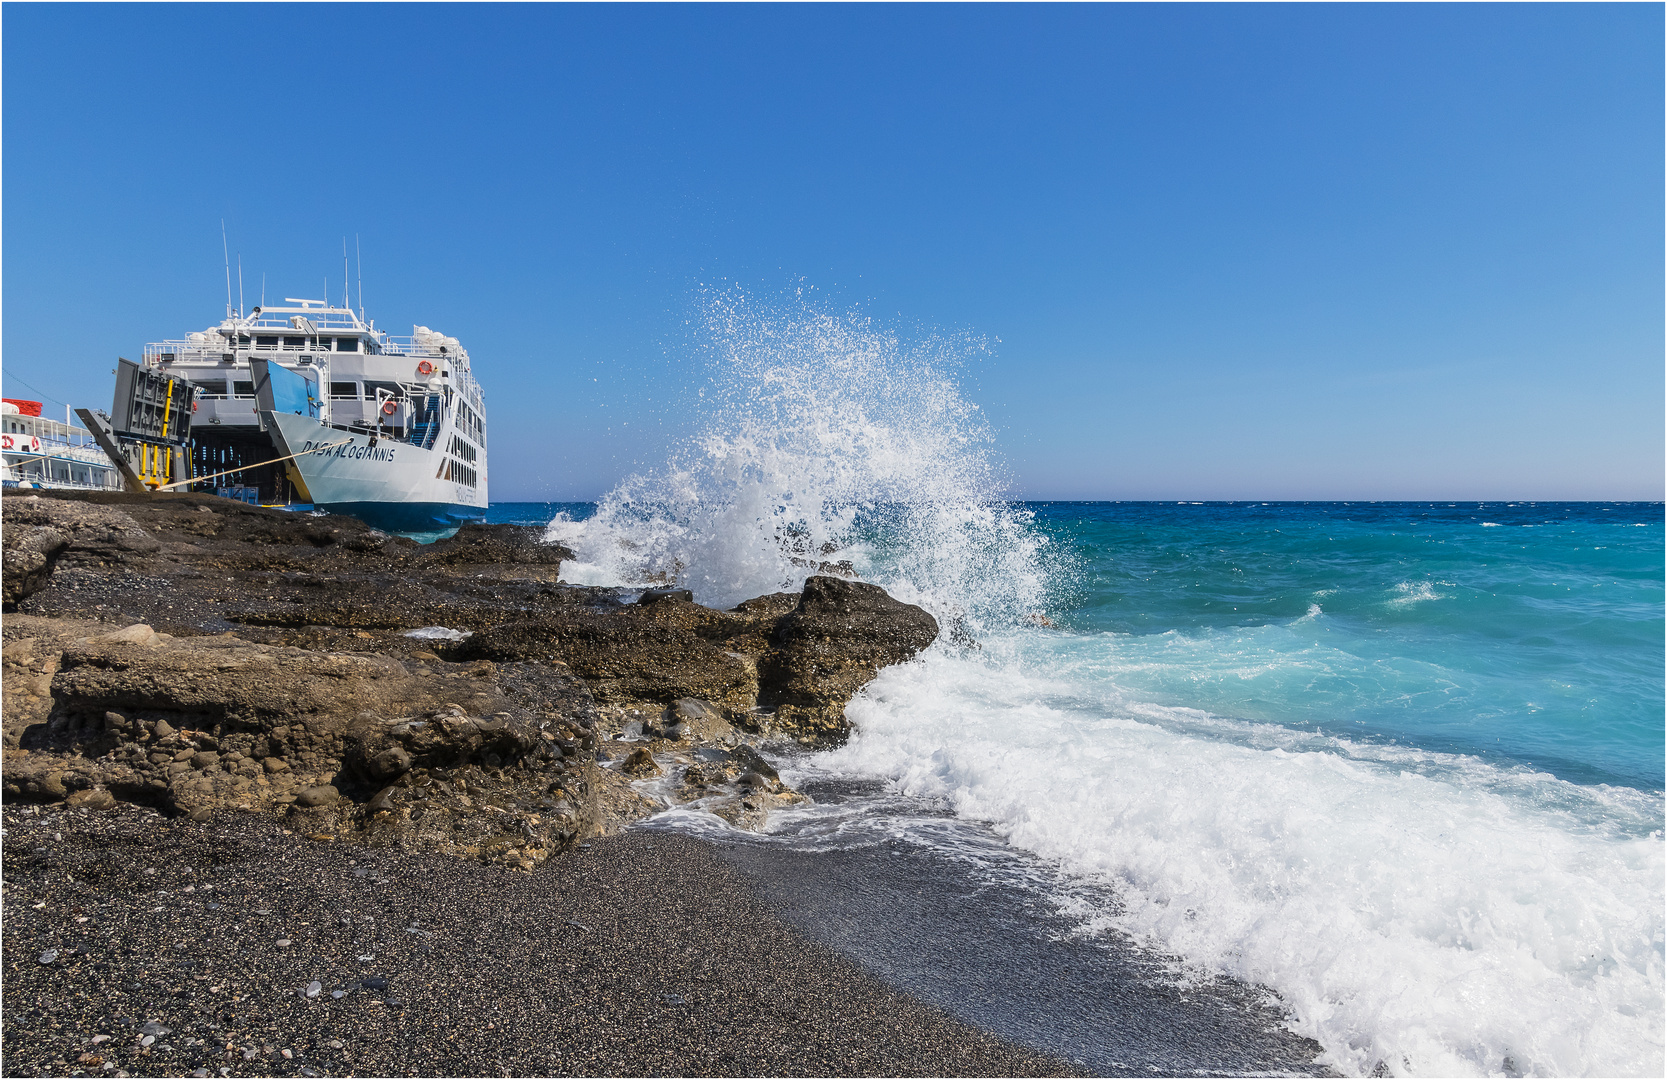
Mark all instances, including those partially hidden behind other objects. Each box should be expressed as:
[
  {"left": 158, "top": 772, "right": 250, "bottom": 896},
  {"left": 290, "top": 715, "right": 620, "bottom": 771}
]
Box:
[
  {"left": 403, "top": 626, "right": 472, "bottom": 641},
  {"left": 1388, "top": 580, "right": 1445, "bottom": 608},
  {"left": 825, "top": 644, "right": 1665, "bottom": 1077}
]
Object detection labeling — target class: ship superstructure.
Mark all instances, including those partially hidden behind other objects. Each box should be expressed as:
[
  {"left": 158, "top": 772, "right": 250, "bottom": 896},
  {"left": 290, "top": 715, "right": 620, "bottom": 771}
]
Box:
[{"left": 139, "top": 297, "right": 488, "bottom": 530}]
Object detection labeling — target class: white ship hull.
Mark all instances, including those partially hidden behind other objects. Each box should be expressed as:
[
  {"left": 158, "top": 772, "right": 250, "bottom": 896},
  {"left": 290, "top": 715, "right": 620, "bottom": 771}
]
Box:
[{"left": 262, "top": 411, "right": 486, "bottom": 532}]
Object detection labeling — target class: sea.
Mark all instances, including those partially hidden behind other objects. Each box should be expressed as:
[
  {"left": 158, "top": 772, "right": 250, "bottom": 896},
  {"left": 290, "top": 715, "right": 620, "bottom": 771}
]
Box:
[{"left": 476, "top": 296, "right": 1664, "bottom": 1077}]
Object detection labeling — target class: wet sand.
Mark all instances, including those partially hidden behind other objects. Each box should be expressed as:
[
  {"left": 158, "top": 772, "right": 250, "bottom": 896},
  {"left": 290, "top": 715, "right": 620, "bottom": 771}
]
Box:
[
  {"left": 714, "top": 835, "right": 1331, "bottom": 1076},
  {"left": 1, "top": 802, "right": 1075, "bottom": 1078}
]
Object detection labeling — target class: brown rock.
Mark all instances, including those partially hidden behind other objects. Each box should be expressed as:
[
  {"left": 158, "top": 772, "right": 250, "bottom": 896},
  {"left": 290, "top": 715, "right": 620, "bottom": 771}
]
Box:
[
  {"left": 37, "top": 770, "right": 68, "bottom": 800},
  {"left": 89, "top": 623, "right": 162, "bottom": 648},
  {"left": 654, "top": 698, "right": 734, "bottom": 744},
  {"left": 458, "top": 610, "right": 758, "bottom": 712},
  {"left": 295, "top": 785, "right": 340, "bottom": 808},
  {"left": 0, "top": 496, "right": 160, "bottom": 574},
  {"left": 2, "top": 523, "right": 69, "bottom": 605},
  {"left": 759, "top": 575, "right": 939, "bottom": 741},
  {"left": 368, "top": 746, "right": 412, "bottom": 780},
  {"left": 65, "top": 788, "right": 116, "bottom": 811},
  {"left": 621, "top": 748, "right": 662, "bottom": 778}
]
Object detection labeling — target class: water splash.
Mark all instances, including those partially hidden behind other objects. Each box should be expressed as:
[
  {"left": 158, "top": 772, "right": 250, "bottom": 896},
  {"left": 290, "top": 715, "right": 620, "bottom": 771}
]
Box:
[{"left": 547, "top": 288, "right": 1062, "bottom": 627}]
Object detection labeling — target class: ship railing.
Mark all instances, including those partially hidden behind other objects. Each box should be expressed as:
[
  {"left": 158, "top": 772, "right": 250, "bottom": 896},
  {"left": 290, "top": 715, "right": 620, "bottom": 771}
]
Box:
[
  {"left": 378, "top": 337, "right": 466, "bottom": 360},
  {"left": 145, "top": 343, "right": 231, "bottom": 364},
  {"left": 243, "top": 312, "right": 366, "bottom": 329},
  {"left": 3, "top": 459, "right": 120, "bottom": 489},
  {"left": 145, "top": 335, "right": 474, "bottom": 370},
  {"left": 3, "top": 475, "right": 120, "bottom": 492},
  {"left": 1, "top": 423, "right": 104, "bottom": 451},
  {"left": 145, "top": 341, "right": 352, "bottom": 362}
]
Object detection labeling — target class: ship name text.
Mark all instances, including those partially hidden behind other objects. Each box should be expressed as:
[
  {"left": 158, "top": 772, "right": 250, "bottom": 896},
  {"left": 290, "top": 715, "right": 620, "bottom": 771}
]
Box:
[{"left": 302, "top": 440, "right": 398, "bottom": 463}]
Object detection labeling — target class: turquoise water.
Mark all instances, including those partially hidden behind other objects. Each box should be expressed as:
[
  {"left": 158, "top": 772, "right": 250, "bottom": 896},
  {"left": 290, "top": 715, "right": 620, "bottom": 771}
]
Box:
[{"left": 1031, "top": 501, "right": 1665, "bottom": 791}]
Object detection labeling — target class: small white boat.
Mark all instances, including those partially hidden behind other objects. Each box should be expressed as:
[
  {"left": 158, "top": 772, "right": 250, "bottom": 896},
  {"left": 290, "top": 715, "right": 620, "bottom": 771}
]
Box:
[{"left": 1, "top": 399, "right": 125, "bottom": 492}]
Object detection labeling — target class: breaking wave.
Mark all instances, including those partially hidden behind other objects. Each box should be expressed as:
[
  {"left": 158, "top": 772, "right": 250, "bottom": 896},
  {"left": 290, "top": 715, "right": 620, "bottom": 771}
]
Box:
[{"left": 547, "top": 288, "right": 1060, "bottom": 626}]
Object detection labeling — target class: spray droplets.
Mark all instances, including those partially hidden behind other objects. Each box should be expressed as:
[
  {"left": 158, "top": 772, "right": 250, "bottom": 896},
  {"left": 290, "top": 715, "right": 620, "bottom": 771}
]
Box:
[{"left": 549, "top": 288, "right": 1062, "bottom": 628}]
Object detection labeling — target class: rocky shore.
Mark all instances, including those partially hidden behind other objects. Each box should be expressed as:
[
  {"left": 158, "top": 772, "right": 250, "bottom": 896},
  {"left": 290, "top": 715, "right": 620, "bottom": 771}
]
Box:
[
  {"left": 2, "top": 490, "right": 937, "bottom": 859},
  {"left": 3, "top": 489, "right": 1074, "bottom": 1077}
]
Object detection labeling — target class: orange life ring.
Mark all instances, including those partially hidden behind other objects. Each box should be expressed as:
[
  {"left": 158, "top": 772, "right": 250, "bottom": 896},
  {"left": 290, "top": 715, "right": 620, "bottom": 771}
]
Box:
[
  {"left": 382, "top": 400, "right": 398, "bottom": 416},
  {"left": 0, "top": 435, "right": 12, "bottom": 451},
  {"left": 29, "top": 436, "right": 41, "bottom": 452},
  {"left": 416, "top": 360, "right": 435, "bottom": 376},
  {"left": 192, "top": 399, "right": 199, "bottom": 412}
]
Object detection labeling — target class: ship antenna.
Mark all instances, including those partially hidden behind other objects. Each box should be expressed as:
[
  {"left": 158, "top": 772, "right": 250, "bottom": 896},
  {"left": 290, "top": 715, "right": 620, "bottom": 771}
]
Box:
[
  {"left": 221, "top": 220, "right": 233, "bottom": 317},
  {"left": 356, "top": 234, "right": 364, "bottom": 321},
  {"left": 342, "top": 237, "right": 349, "bottom": 311},
  {"left": 261, "top": 273, "right": 266, "bottom": 310},
  {"left": 237, "top": 255, "right": 245, "bottom": 318}
]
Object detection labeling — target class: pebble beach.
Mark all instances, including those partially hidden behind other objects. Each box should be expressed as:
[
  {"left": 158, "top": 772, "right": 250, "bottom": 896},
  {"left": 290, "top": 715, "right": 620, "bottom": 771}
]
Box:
[{"left": 1, "top": 801, "right": 1076, "bottom": 1078}]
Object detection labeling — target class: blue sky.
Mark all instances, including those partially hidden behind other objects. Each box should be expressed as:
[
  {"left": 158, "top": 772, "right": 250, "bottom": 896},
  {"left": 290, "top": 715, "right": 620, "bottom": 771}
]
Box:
[{"left": 4, "top": 3, "right": 1660, "bottom": 501}]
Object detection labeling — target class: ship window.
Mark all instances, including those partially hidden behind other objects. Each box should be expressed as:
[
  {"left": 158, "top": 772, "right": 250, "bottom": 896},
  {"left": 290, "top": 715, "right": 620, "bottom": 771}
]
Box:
[
  {"left": 196, "top": 380, "right": 228, "bottom": 397},
  {"left": 255, "top": 335, "right": 279, "bottom": 347},
  {"left": 282, "top": 337, "right": 305, "bottom": 349},
  {"left": 233, "top": 381, "right": 255, "bottom": 398},
  {"left": 336, "top": 337, "right": 360, "bottom": 352},
  {"left": 330, "top": 382, "right": 359, "bottom": 399}
]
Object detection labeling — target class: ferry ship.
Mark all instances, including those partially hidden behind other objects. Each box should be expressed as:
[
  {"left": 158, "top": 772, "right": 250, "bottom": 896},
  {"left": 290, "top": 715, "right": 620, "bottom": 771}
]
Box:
[
  {"left": 135, "top": 298, "right": 488, "bottom": 531},
  {"left": 2, "top": 399, "right": 125, "bottom": 492}
]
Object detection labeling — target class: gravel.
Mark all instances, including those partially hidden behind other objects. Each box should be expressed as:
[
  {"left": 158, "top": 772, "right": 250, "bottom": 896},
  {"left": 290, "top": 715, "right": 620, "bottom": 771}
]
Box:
[{"left": 2, "top": 802, "right": 1075, "bottom": 1077}]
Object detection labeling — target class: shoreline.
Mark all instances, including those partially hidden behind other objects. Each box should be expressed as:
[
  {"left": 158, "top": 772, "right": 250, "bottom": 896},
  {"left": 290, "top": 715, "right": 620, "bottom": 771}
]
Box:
[
  {"left": 2, "top": 801, "right": 1078, "bottom": 1078},
  {"left": 705, "top": 822, "right": 1331, "bottom": 1076}
]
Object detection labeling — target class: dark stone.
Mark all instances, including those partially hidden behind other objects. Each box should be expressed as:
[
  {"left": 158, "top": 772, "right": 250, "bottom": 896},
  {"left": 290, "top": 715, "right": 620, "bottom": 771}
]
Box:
[
  {"left": 368, "top": 746, "right": 412, "bottom": 781},
  {"left": 731, "top": 745, "right": 780, "bottom": 782},
  {"left": 637, "top": 587, "right": 694, "bottom": 605},
  {"left": 410, "top": 523, "right": 573, "bottom": 571},
  {"left": 621, "top": 749, "right": 661, "bottom": 778},
  {"left": 758, "top": 576, "right": 938, "bottom": 741}
]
